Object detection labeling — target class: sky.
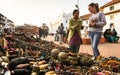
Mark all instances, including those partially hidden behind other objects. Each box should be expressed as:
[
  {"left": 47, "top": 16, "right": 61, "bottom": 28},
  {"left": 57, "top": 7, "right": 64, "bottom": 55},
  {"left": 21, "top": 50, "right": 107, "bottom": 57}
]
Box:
[{"left": 0, "top": 0, "right": 111, "bottom": 26}]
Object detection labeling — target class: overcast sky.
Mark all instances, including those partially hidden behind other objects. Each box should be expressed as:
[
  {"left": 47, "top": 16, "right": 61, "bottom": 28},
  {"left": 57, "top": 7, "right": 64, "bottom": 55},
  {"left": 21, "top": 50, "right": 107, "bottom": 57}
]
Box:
[{"left": 0, "top": 0, "right": 111, "bottom": 26}]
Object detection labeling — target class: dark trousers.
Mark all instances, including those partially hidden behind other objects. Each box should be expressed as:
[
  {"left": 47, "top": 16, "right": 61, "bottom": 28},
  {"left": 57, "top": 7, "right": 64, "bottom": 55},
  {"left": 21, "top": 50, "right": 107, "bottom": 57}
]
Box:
[{"left": 69, "top": 45, "right": 80, "bottom": 53}]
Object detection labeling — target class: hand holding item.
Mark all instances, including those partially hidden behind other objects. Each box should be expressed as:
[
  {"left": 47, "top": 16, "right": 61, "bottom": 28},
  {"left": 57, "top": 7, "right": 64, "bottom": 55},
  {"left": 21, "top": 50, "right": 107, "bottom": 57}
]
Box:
[
  {"left": 75, "top": 24, "right": 80, "bottom": 29},
  {"left": 75, "top": 25, "right": 84, "bottom": 30},
  {"left": 73, "top": 25, "right": 78, "bottom": 29},
  {"left": 91, "top": 18, "right": 98, "bottom": 24},
  {"left": 89, "top": 17, "right": 98, "bottom": 27},
  {"left": 89, "top": 22, "right": 96, "bottom": 27}
]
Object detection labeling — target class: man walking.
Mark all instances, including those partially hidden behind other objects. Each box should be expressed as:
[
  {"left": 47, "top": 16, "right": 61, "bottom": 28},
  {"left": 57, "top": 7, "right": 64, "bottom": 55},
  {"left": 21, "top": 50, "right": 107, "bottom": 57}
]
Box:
[{"left": 58, "top": 23, "right": 64, "bottom": 44}]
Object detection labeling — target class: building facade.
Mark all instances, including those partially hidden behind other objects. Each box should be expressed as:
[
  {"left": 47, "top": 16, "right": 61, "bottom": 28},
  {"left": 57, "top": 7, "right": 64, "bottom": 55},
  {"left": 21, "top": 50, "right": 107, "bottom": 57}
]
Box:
[
  {"left": 80, "top": 14, "right": 90, "bottom": 26},
  {"left": 0, "top": 13, "right": 6, "bottom": 32},
  {"left": 101, "top": 0, "right": 120, "bottom": 35},
  {"left": 0, "top": 13, "right": 15, "bottom": 33},
  {"left": 15, "top": 24, "right": 39, "bottom": 34},
  {"left": 4, "top": 19, "right": 15, "bottom": 32},
  {"left": 50, "top": 12, "right": 72, "bottom": 33}
]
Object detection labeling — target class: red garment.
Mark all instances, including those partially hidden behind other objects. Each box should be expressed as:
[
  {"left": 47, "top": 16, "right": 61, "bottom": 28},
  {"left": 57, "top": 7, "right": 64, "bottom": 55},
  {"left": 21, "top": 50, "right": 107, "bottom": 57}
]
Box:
[{"left": 69, "top": 31, "right": 82, "bottom": 46}]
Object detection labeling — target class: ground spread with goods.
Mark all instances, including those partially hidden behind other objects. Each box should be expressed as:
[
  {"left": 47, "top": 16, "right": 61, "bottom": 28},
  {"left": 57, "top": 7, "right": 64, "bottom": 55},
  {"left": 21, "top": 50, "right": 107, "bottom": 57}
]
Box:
[{"left": 0, "top": 32, "right": 120, "bottom": 75}]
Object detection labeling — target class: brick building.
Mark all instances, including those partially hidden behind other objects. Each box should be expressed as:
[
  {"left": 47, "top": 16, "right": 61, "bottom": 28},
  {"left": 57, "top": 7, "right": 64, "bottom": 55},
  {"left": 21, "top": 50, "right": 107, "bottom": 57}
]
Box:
[{"left": 15, "top": 24, "right": 39, "bottom": 34}]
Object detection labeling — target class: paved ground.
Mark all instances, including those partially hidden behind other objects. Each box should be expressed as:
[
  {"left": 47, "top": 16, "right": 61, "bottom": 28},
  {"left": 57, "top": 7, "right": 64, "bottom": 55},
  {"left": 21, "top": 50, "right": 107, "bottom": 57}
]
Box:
[{"left": 42, "top": 36, "right": 120, "bottom": 58}]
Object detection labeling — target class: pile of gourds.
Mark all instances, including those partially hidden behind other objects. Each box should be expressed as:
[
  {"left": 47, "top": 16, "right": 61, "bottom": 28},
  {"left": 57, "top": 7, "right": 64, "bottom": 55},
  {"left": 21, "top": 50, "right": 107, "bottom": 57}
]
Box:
[
  {"left": 30, "top": 61, "right": 49, "bottom": 72},
  {"left": 4, "top": 33, "right": 120, "bottom": 75},
  {"left": 100, "top": 56, "right": 120, "bottom": 73},
  {"left": 51, "top": 49, "right": 94, "bottom": 66},
  {"left": 86, "top": 56, "right": 120, "bottom": 74}
]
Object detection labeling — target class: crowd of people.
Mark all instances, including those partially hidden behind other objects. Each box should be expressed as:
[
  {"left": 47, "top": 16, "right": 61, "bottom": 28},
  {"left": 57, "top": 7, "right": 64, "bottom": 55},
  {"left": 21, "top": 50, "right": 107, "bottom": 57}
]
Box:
[
  {"left": 38, "top": 26, "right": 49, "bottom": 39},
  {"left": 104, "top": 24, "right": 119, "bottom": 43}
]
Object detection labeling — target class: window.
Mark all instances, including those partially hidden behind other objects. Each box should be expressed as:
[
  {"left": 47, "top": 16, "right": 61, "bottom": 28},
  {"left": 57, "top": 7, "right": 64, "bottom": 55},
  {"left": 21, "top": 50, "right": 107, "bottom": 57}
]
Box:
[
  {"left": 86, "top": 21, "right": 88, "bottom": 24},
  {"left": 110, "top": 5, "right": 114, "bottom": 11},
  {"left": 110, "top": 15, "right": 114, "bottom": 20}
]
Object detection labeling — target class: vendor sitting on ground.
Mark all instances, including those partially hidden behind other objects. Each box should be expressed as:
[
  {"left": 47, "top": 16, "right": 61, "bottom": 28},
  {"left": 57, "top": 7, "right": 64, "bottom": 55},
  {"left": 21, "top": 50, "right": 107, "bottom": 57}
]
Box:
[{"left": 104, "top": 24, "right": 119, "bottom": 43}]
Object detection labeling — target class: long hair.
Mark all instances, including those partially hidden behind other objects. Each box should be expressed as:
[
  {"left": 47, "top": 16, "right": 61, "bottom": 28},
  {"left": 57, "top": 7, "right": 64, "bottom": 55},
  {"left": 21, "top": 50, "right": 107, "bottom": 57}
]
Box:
[{"left": 89, "top": 3, "right": 99, "bottom": 12}]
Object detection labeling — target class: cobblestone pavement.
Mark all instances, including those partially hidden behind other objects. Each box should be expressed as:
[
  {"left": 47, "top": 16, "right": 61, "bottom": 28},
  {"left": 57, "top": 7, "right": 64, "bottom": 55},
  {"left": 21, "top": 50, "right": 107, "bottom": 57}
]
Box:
[{"left": 42, "top": 36, "right": 120, "bottom": 58}]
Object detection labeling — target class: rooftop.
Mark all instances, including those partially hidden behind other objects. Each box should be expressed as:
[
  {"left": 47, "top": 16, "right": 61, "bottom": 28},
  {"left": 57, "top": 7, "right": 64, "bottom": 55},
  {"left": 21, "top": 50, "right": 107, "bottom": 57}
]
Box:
[
  {"left": 0, "top": 13, "right": 5, "bottom": 17},
  {"left": 80, "top": 14, "right": 90, "bottom": 21},
  {"left": 101, "top": 0, "right": 120, "bottom": 8},
  {"left": 7, "top": 19, "right": 14, "bottom": 23}
]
